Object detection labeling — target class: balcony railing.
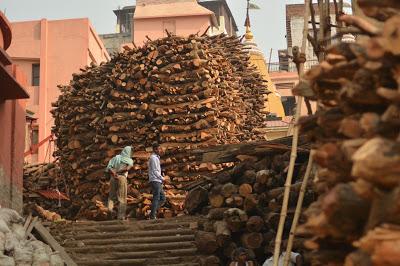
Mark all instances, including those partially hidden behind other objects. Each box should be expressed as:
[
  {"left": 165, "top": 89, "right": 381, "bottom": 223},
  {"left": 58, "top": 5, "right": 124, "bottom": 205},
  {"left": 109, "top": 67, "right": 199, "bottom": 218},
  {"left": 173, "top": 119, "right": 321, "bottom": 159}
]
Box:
[{"left": 267, "top": 60, "right": 319, "bottom": 73}]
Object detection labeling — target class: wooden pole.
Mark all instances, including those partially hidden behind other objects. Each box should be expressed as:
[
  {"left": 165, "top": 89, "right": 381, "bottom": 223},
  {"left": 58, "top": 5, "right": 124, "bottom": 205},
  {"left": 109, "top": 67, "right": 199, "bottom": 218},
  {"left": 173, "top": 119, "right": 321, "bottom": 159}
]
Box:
[
  {"left": 272, "top": 1, "right": 311, "bottom": 265},
  {"left": 283, "top": 151, "right": 314, "bottom": 266},
  {"left": 325, "top": 0, "right": 331, "bottom": 47},
  {"left": 351, "top": 0, "right": 357, "bottom": 14},
  {"left": 268, "top": 48, "right": 273, "bottom": 72}
]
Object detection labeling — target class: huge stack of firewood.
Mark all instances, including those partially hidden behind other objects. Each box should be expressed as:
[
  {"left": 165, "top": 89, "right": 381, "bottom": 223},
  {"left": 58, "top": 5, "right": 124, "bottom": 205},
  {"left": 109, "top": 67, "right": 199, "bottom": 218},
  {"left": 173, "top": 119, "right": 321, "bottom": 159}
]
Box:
[
  {"left": 51, "top": 33, "right": 268, "bottom": 220},
  {"left": 189, "top": 141, "right": 314, "bottom": 265},
  {"left": 293, "top": 1, "right": 400, "bottom": 265}
]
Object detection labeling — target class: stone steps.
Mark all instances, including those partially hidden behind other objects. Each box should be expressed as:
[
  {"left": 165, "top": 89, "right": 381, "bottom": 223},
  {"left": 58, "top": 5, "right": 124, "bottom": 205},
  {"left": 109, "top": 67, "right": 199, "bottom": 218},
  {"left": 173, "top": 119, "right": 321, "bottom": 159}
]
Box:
[{"left": 48, "top": 216, "right": 204, "bottom": 266}]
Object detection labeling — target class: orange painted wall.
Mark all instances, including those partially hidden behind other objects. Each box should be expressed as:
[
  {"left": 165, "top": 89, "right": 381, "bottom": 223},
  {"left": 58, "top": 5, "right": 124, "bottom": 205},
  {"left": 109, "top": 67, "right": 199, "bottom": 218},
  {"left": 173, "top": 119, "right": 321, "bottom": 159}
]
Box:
[
  {"left": 134, "top": 15, "right": 211, "bottom": 47},
  {"left": 0, "top": 98, "right": 26, "bottom": 212},
  {"left": 8, "top": 18, "right": 110, "bottom": 163},
  {"left": 0, "top": 11, "right": 28, "bottom": 212}
]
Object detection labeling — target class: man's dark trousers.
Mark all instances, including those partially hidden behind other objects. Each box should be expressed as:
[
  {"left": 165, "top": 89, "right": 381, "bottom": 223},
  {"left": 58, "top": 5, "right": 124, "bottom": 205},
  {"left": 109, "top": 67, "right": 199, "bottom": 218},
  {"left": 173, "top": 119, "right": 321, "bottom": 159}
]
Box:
[{"left": 150, "top": 181, "right": 166, "bottom": 218}]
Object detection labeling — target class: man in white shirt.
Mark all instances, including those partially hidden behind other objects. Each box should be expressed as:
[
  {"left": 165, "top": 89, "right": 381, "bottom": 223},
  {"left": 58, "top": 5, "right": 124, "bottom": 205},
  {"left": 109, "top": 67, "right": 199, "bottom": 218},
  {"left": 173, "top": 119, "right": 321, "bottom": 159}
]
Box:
[
  {"left": 263, "top": 240, "right": 302, "bottom": 266},
  {"left": 262, "top": 251, "right": 302, "bottom": 266},
  {"left": 148, "top": 143, "right": 165, "bottom": 219}
]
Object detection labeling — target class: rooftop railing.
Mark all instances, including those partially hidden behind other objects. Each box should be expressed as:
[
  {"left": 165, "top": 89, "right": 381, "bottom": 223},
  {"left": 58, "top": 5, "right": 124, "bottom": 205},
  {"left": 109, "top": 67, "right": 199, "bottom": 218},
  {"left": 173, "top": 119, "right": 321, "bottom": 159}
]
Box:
[{"left": 267, "top": 60, "right": 319, "bottom": 73}]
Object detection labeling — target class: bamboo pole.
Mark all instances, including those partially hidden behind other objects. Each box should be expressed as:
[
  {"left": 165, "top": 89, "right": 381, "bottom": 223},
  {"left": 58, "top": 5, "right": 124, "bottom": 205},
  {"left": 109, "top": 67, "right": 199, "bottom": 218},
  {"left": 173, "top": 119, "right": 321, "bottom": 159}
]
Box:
[
  {"left": 317, "top": 0, "right": 324, "bottom": 61},
  {"left": 272, "top": 1, "right": 311, "bottom": 265},
  {"left": 283, "top": 151, "right": 314, "bottom": 266}
]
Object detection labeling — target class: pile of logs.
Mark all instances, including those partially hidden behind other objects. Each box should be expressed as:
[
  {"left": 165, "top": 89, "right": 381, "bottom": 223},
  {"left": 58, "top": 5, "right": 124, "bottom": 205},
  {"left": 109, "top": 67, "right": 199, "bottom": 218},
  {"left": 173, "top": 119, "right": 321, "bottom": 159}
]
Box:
[
  {"left": 293, "top": 1, "right": 400, "bottom": 264},
  {"left": 188, "top": 140, "right": 314, "bottom": 265},
  {"left": 51, "top": 33, "right": 269, "bottom": 220},
  {"left": 23, "top": 163, "right": 61, "bottom": 192},
  {"left": 22, "top": 163, "right": 70, "bottom": 220}
]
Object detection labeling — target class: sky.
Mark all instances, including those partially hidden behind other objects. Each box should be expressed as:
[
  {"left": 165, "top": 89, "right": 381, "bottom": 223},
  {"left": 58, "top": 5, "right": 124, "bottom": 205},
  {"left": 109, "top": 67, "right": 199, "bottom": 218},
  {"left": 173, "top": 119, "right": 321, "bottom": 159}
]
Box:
[{"left": 0, "top": 0, "right": 304, "bottom": 61}]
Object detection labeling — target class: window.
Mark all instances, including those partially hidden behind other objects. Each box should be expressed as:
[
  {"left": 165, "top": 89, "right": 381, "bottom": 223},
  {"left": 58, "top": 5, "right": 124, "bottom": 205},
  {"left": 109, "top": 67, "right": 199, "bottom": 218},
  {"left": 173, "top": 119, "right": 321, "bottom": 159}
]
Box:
[
  {"left": 32, "top": 129, "right": 39, "bottom": 145},
  {"left": 32, "top": 64, "right": 40, "bottom": 86},
  {"left": 282, "top": 96, "right": 296, "bottom": 116},
  {"left": 118, "top": 11, "right": 133, "bottom": 33},
  {"left": 31, "top": 128, "right": 39, "bottom": 154}
]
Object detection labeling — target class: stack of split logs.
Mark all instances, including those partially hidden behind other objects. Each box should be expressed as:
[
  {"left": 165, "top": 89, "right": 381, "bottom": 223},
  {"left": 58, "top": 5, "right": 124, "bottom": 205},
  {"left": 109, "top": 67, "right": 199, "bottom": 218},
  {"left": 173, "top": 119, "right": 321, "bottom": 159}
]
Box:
[
  {"left": 23, "top": 163, "right": 60, "bottom": 193},
  {"left": 23, "top": 163, "right": 70, "bottom": 221},
  {"left": 51, "top": 33, "right": 268, "bottom": 220},
  {"left": 293, "top": 1, "right": 400, "bottom": 265},
  {"left": 188, "top": 142, "right": 314, "bottom": 265}
]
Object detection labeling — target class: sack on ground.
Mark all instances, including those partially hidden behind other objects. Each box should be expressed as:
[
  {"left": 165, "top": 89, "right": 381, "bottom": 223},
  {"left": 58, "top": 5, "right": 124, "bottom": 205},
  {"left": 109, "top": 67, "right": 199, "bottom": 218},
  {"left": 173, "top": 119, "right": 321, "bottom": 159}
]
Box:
[
  {"left": 33, "top": 247, "right": 50, "bottom": 265},
  {"left": 0, "top": 231, "right": 6, "bottom": 252},
  {"left": 0, "top": 253, "right": 15, "bottom": 266},
  {"left": 0, "top": 220, "right": 11, "bottom": 233},
  {"left": 0, "top": 208, "right": 23, "bottom": 225},
  {"left": 11, "top": 223, "right": 25, "bottom": 241},
  {"left": 4, "top": 232, "right": 18, "bottom": 252},
  {"left": 49, "top": 252, "right": 64, "bottom": 266},
  {"left": 14, "top": 245, "right": 33, "bottom": 264}
]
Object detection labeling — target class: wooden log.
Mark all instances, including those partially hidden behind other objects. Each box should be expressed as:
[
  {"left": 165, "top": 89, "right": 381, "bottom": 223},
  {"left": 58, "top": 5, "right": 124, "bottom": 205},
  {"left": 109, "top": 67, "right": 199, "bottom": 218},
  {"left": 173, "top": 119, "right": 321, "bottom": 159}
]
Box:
[
  {"left": 195, "top": 231, "right": 218, "bottom": 254},
  {"left": 209, "top": 193, "right": 225, "bottom": 209},
  {"left": 243, "top": 194, "right": 258, "bottom": 212},
  {"left": 365, "top": 186, "right": 400, "bottom": 230},
  {"left": 223, "top": 208, "right": 248, "bottom": 232},
  {"left": 233, "top": 195, "right": 244, "bottom": 207},
  {"left": 352, "top": 137, "right": 400, "bottom": 188},
  {"left": 239, "top": 183, "right": 253, "bottom": 197},
  {"left": 223, "top": 241, "right": 237, "bottom": 258},
  {"left": 319, "top": 183, "right": 371, "bottom": 239},
  {"left": 246, "top": 216, "right": 264, "bottom": 233},
  {"left": 185, "top": 186, "right": 208, "bottom": 214},
  {"left": 214, "top": 220, "right": 231, "bottom": 247},
  {"left": 207, "top": 207, "right": 229, "bottom": 220},
  {"left": 221, "top": 183, "right": 238, "bottom": 198},
  {"left": 256, "top": 170, "right": 270, "bottom": 184},
  {"left": 353, "top": 224, "right": 400, "bottom": 266},
  {"left": 199, "top": 255, "right": 220, "bottom": 266},
  {"left": 241, "top": 232, "right": 263, "bottom": 249},
  {"left": 345, "top": 250, "right": 373, "bottom": 266}
]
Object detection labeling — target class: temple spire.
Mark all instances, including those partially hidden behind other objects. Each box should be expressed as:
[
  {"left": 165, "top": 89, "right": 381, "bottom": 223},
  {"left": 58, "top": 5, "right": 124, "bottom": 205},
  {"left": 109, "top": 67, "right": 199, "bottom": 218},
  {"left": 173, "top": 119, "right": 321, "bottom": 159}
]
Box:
[
  {"left": 245, "top": 0, "right": 251, "bottom": 28},
  {"left": 244, "top": 0, "right": 254, "bottom": 41}
]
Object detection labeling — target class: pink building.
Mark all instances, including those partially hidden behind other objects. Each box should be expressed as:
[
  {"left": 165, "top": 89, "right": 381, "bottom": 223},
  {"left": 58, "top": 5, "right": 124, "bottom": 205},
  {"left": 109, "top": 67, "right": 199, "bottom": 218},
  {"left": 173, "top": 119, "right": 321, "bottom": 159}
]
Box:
[
  {"left": 7, "top": 18, "right": 110, "bottom": 163},
  {"left": 133, "top": 0, "right": 217, "bottom": 47},
  {"left": 0, "top": 11, "right": 29, "bottom": 212},
  {"left": 270, "top": 70, "right": 317, "bottom": 118}
]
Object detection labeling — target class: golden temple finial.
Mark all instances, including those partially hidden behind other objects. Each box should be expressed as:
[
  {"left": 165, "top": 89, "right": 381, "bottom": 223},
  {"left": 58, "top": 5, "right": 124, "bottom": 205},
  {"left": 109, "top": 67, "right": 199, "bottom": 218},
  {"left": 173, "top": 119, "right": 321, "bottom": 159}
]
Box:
[
  {"left": 244, "top": 0, "right": 259, "bottom": 41},
  {"left": 245, "top": 25, "right": 254, "bottom": 41}
]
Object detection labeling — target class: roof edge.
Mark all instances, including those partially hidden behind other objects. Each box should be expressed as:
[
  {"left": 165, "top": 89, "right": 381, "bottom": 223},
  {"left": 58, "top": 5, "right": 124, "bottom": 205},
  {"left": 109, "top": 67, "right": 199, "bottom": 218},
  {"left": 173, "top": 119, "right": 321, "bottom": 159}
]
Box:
[{"left": 0, "top": 11, "right": 12, "bottom": 50}]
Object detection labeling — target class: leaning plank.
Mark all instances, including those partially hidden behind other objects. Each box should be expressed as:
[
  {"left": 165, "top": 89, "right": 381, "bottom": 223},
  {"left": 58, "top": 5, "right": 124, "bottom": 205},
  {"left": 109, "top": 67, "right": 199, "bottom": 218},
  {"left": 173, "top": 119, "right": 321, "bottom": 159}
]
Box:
[
  {"left": 34, "top": 221, "right": 77, "bottom": 266},
  {"left": 25, "top": 216, "right": 38, "bottom": 238},
  {"left": 23, "top": 213, "right": 32, "bottom": 232}
]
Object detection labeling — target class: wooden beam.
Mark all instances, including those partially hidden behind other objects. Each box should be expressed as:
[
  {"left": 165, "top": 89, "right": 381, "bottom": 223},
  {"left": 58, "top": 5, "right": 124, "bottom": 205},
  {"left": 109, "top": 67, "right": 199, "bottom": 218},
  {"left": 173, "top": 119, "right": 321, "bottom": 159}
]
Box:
[
  {"left": 23, "top": 213, "right": 32, "bottom": 232},
  {"left": 33, "top": 221, "right": 77, "bottom": 266},
  {"left": 25, "top": 216, "right": 38, "bottom": 238},
  {"left": 190, "top": 137, "right": 309, "bottom": 164}
]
